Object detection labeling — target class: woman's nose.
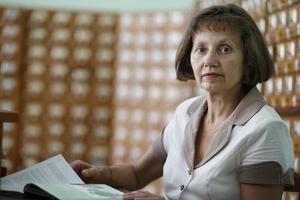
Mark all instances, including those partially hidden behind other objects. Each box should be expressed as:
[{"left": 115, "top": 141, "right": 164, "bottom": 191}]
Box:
[{"left": 203, "top": 50, "right": 218, "bottom": 67}]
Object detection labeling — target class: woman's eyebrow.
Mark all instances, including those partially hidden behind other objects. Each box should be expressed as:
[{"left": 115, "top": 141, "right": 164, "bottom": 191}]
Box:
[
  {"left": 216, "top": 38, "right": 239, "bottom": 47},
  {"left": 193, "top": 41, "right": 207, "bottom": 48},
  {"left": 195, "top": 38, "right": 235, "bottom": 45},
  {"left": 217, "top": 38, "right": 233, "bottom": 44}
]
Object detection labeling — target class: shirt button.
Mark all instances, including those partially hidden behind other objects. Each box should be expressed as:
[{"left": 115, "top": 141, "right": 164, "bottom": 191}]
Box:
[
  {"left": 188, "top": 169, "right": 192, "bottom": 175},
  {"left": 180, "top": 185, "right": 185, "bottom": 191}
]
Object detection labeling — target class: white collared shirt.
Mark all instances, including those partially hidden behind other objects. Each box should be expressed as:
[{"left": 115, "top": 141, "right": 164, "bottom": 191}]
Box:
[{"left": 153, "top": 87, "right": 294, "bottom": 200}]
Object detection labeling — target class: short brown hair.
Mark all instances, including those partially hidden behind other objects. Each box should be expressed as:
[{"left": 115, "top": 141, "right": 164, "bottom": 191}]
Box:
[{"left": 175, "top": 4, "right": 274, "bottom": 91}]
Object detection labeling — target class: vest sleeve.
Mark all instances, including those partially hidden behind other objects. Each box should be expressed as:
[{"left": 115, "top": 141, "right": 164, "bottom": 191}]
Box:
[{"left": 238, "top": 120, "right": 294, "bottom": 186}]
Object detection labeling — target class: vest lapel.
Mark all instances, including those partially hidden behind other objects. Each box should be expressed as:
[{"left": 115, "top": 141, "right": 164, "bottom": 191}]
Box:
[
  {"left": 197, "top": 119, "right": 234, "bottom": 167},
  {"left": 183, "top": 97, "right": 206, "bottom": 170},
  {"left": 182, "top": 87, "right": 266, "bottom": 169}
]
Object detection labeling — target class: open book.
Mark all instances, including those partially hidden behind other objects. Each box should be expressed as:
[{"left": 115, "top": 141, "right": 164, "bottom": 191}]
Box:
[{"left": 0, "top": 154, "right": 123, "bottom": 199}]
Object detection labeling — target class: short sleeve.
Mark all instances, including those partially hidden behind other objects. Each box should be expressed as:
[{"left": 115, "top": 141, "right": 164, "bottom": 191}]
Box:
[{"left": 238, "top": 120, "right": 294, "bottom": 185}]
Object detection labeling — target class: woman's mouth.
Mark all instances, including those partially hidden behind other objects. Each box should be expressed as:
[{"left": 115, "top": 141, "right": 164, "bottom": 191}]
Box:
[{"left": 201, "top": 73, "right": 222, "bottom": 78}]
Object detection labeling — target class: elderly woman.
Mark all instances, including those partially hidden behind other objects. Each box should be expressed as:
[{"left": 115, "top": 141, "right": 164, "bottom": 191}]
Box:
[{"left": 71, "top": 4, "right": 294, "bottom": 200}]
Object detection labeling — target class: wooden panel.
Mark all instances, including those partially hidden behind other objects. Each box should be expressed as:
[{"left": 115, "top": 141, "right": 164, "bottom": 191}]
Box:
[
  {"left": 0, "top": 110, "right": 18, "bottom": 176},
  {"left": 0, "top": 7, "right": 24, "bottom": 173},
  {"left": 111, "top": 11, "right": 197, "bottom": 195},
  {"left": 0, "top": 110, "right": 18, "bottom": 122},
  {"left": 19, "top": 10, "right": 118, "bottom": 168}
]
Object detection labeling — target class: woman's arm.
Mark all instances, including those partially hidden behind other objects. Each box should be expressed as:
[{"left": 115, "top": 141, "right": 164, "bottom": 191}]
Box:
[
  {"left": 71, "top": 146, "right": 164, "bottom": 191},
  {"left": 131, "top": 147, "right": 165, "bottom": 189},
  {"left": 241, "top": 184, "right": 284, "bottom": 200}
]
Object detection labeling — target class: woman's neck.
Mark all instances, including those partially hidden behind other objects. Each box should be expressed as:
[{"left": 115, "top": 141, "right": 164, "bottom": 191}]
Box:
[{"left": 205, "top": 89, "right": 244, "bottom": 125}]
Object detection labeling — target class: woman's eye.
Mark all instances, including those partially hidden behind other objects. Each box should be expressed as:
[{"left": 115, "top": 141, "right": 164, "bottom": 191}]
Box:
[
  {"left": 219, "top": 46, "right": 232, "bottom": 54},
  {"left": 196, "top": 48, "right": 206, "bottom": 54}
]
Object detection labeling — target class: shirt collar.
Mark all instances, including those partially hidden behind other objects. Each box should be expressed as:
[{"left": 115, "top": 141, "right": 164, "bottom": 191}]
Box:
[
  {"left": 186, "top": 87, "right": 266, "bottom": 126},
  {"left": 183, "top": 87, "right": 267, "bottom": 168}
]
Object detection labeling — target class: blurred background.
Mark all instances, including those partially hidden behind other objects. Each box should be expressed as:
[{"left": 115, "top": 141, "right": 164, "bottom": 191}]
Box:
[{"left": 0, "top": 0, "right": 300, "bottom": 199}]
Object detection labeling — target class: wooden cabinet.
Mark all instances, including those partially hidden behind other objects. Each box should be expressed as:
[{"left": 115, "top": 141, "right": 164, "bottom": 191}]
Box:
[{"left": 0, "top": 110, "right": 18, "bottom": 176}]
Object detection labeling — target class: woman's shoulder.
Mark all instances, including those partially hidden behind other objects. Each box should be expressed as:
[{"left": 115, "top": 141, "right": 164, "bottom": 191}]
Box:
[
  {"left": 255, "top": 104, "right": 284, "bottom": 123},
  {"left": 174, "top": 95, "right": 205, "bottom": 114},
  {"left": 246, "top": 104, "right": 288, "bottom": 134}
]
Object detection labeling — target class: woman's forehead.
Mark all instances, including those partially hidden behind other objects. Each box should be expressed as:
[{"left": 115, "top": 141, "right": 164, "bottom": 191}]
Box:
[
  {"left": 194, "top": 20, "right": 240, "bottom": 33},
  {"left": 192, "top": 21, "right": 241, "bottom": 41},
  {"left": 192, "top": 29, "right": 243, "bottom": 48}
]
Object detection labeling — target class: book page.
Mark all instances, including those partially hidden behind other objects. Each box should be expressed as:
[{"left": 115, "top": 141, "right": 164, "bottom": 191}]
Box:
[
  {"left": 33, "top": 183, "right": 123, "bottom": 200},
  {"left": 0, "top": 154, "right": 84, "bottom": 192}
]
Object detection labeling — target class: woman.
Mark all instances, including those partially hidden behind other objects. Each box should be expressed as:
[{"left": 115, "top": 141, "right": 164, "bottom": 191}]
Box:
[{"left": 71, "top": 4, "right": 294, "bottom": 200}]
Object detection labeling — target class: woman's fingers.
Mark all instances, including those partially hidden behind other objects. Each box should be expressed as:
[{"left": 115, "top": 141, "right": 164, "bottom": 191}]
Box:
[
  {"left": 81, "top": 166, "right": 111, "bottom": 184},
  {"left": 70, "top": 160, "right": 92, "bottom": 173},
  {"left": 70, "top": 160, "right": 94, "bottom": 182},
  {"left": 81, "top": 167, "right": 101, "bottom": 178}
]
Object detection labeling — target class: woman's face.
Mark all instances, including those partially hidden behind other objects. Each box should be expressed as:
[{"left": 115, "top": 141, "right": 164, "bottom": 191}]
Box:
[{"left": 190, "top": 29, "right": 244, "bottom": 95}]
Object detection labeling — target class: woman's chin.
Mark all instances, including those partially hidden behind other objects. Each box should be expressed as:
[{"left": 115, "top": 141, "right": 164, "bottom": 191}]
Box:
[{"left": 200, "top": 84, "right": 222, "bottom": 93}]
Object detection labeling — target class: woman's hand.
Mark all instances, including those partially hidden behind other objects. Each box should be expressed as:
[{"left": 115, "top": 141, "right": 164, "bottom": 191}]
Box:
[
  {"left": 70, "top": 160, "right": 111, "bottom": 184},
  {"left": 123, "top": 191, "right": 165, "bottom": 200}
]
